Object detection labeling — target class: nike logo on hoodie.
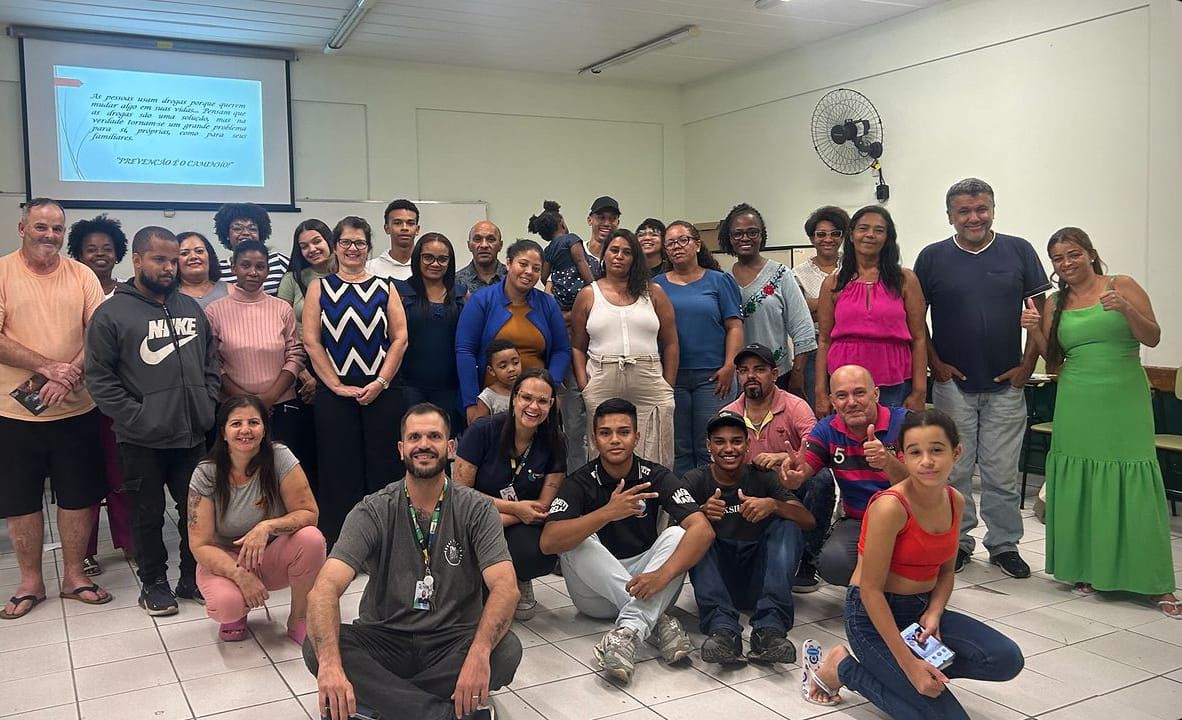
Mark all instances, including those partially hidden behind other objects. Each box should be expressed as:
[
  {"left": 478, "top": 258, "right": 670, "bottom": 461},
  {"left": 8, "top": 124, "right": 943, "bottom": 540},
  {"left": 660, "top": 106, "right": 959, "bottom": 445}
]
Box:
[{"left": 138, "top": 317, "right": 199, "bottom": 365}]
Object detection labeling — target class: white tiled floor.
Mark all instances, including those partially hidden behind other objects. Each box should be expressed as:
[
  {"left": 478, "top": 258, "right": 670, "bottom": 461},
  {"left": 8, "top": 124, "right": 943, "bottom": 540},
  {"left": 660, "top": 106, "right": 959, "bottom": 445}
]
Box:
[{"left": 2, "top": 480, "right": 1181, "bottom": 719}]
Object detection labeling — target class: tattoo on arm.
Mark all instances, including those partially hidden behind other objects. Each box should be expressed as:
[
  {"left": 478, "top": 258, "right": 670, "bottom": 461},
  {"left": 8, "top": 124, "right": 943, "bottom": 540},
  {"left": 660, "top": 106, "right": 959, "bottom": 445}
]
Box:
[
  {"left": 268, "top": 520, "right": 298, "bottom": 535},
  {"left": 186, "top": 492, "right": 201, "bottom": 529}
]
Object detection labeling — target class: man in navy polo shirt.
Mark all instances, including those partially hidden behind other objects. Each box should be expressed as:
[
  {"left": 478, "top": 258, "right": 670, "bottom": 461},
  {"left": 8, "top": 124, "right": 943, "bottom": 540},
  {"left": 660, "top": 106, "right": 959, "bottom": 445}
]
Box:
[{"left": 913, "top": 178, "right": 1049, "bottom": 579}]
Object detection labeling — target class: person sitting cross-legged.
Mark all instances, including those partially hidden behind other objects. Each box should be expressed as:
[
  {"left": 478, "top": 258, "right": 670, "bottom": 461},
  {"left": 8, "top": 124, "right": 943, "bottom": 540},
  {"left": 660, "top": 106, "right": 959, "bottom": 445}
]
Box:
[
  {"left": 684, "top": 411, "right": 816, "bottom": 666},
  {"left": 540, "top": 397, "right": 715, "bottom": 685},
  {"left": 304, "top": 403, "right": 521, "bottom": 720}
]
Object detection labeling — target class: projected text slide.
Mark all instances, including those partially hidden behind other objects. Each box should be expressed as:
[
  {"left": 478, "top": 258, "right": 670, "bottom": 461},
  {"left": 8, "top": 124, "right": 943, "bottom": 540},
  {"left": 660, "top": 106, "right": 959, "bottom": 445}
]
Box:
[{"left": 53, "top": 65, "right": 264, "bottom": 187}]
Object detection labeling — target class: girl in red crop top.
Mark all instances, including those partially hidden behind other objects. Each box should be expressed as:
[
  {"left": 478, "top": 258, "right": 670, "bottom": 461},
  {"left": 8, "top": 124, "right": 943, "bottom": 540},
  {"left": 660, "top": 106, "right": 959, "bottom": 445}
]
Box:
[{"left": 800, "top": 409, "right": 1024, "bottom": 718}]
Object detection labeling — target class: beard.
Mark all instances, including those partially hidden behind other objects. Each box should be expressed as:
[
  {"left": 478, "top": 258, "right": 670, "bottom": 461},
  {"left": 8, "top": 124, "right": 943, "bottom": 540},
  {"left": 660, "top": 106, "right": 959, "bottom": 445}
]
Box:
[
  {"left": 743, "top": 383, "right": 765, "bottom": 400},
  {"left": 139, "top": 271, "right": 178, "bottom": 296},
  {"left": 406, "top": 452, "right": 448, "bottom": 479}
]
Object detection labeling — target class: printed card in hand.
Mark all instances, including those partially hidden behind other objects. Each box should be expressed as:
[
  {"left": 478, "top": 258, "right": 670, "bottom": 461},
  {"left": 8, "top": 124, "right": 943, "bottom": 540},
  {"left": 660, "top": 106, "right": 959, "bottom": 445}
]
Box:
[
  {"left": 901, "top": 622, "right": 955, "bottom": 670},
  {"left": 10, "top": 373, "right": 49, "bottom": 416}
]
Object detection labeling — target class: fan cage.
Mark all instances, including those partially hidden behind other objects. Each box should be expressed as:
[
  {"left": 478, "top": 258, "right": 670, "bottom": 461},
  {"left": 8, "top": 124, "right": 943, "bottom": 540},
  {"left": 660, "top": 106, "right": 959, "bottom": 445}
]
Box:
[{"left": 811, "top": 88, "right": 884, "bottom": 176}]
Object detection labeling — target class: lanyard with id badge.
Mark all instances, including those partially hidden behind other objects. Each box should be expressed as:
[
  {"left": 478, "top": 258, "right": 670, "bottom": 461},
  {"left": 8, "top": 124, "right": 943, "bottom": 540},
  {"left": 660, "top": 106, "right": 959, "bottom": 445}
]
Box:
[
  {"left": 407, "top": 480, "right": 446, "bottom": 611},
  {"left": 501, "top": 441, "right": 534, "bottom": 502}
]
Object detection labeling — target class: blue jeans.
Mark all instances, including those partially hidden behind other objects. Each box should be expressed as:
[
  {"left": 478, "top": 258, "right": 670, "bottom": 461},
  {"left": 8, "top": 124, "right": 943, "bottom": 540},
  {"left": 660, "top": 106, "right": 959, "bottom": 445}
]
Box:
[
  {"left": 798, "top": 469, "right": 835, "bottom": 569},
  {"left": 673, "top": 368, "right": 726, "bottom": 475},
  {"left": 839, "top": 586, "right": 1023, "bottom": 720},
  {"left": 932, "top": 381, "right": 1027, "bottom": 554},
  {"left": 802, "top": 349, "right": 818, "bottom": 410},
  {"left": 689, "top": 518, "right": 802, "bottom": 635},
  {"left": 877, "top": 379, "right": 913, "bottom": 409}
]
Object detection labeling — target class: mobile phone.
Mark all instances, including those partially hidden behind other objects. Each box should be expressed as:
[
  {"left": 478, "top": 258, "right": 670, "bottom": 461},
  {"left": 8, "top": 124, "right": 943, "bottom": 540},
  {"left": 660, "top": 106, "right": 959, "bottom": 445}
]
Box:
[{"left": 901, "top": 622, "right": 955, "bottom": 670}]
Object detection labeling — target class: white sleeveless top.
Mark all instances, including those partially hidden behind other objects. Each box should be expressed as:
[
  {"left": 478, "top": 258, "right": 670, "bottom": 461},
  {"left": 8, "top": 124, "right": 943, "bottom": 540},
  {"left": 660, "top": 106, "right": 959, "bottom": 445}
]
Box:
[{"left": 586, "top": 281, "right": 661, "bottom": 357}]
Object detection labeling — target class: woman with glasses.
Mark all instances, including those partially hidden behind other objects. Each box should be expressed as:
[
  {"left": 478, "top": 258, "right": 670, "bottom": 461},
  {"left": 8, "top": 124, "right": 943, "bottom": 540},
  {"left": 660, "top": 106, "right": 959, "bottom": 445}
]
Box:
[
  {"left": 653, "top": 221, "right": 744, "bottom": 475},
  {"left": 720, "top": 203, "right": 815, "bottom": 398},
  {"left": 636, "top": 218, "right": 668, "bottom": 277},
  {"left": 392, "top": 233, "right": 468, "bottom": 431},
  {"left": 814, "top": 206, "right": 927, "bottom": 417},
  {"left": 302, "top": 216, "right": 409, "bottom": 547},
  {"left": 794, "top": 207, "right": 849, "bottom": 409},
  {"left": 454, "top": 368, "right": 564, "bottom": 621}
]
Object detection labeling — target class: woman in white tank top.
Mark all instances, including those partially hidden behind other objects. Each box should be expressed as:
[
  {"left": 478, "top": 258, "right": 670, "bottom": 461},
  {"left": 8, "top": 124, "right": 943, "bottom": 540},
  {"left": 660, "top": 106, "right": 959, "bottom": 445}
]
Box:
[{"left": 570, "top": 230, "right": 679, "bottom": 469}]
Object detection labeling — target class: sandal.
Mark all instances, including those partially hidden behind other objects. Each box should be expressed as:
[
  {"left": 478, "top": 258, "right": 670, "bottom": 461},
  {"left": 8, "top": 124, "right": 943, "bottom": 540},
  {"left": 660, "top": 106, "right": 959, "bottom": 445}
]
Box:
[
  {"left": 0, "top": 594, "right": 46, "bottom": 620},
  {"left": 1157, "top": 600, "right": 1182, "bottom": 620},
  {"left": 1072, "top": 583, "right": 1095, "bottom": 597},
  {"left": 82, "top": 556, "right": 102, "bottom": 576},
  {"left": 219, "top": 618, "right": 249, "bottom": 642},
  {"left": 801, "top": 639, "right": 841, "bottom": 707},
  {"left": 60, "top": 584, "right": 112, "bottom": 605}
]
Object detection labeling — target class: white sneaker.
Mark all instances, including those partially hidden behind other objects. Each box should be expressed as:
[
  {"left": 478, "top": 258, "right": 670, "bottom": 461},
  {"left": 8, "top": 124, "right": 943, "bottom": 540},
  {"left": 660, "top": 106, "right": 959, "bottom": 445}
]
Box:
[
  {"left": 594, "top": 626, "right": 638, "bottom": 683},
  {"left": 648, "top": 614, "right": 693, "bottom": 663},
  {"left": 515, "top": 580, "right": 536, "bottom": 621}
]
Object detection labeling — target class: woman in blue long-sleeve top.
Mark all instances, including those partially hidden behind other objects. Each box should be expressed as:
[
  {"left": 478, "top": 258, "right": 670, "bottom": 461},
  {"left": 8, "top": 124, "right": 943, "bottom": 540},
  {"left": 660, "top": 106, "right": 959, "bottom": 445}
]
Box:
[{"left": 456, "top": 239, "right": 571, "bottom": 424}]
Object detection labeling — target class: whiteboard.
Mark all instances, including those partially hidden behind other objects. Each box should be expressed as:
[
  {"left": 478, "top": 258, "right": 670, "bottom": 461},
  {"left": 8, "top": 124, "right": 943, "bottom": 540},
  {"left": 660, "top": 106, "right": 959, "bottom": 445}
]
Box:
[{"left": 0, "top": 195, "right": 489, "bottom": 279}]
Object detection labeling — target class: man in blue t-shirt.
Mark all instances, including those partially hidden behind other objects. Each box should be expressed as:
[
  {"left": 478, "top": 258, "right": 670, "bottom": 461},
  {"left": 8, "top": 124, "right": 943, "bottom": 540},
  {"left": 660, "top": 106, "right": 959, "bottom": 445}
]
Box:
[{"left": 913, "top": 178, "right": 1050, "bottom": 580}]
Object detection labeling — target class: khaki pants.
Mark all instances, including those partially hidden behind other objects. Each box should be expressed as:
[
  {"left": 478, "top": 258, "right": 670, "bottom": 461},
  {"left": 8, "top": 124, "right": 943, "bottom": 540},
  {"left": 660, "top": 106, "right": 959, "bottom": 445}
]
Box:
[{"left": 582, "top": 353, "right": 675, "bottom": 470}]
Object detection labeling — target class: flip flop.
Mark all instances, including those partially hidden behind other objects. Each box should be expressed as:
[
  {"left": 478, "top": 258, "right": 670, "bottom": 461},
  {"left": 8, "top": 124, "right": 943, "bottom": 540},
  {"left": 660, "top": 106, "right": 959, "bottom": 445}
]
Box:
[
  {"left": 1157, "top": 600, "right": 1182, "bottom": 620},
  {"left": 60, "top": 584, "right": 112, "bottom": 606},
  {"left": 219, "top": 618, "right": 249, "bottom": 642},
  {"left": 0, "top": 594, "right": 46, "bottom": 620},
  {"left": 801, "top": 639, "right": 841, "bottom": 707}
]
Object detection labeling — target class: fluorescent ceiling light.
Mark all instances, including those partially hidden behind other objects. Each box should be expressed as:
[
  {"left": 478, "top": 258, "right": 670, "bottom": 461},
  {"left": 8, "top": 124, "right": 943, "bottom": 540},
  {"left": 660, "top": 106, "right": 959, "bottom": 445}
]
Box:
[
  {"left": 578, "top": 25, "right": 700, "bottom": 75},
  {"left": 754, "top": 0, "right": 792, "bottom": 8},
  {"left": 324, "top": 0, "right": 371, "bottom": 54}
]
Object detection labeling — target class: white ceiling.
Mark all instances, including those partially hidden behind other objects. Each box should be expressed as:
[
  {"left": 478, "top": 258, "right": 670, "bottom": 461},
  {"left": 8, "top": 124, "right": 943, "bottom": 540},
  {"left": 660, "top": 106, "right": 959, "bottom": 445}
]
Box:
[{"left": 0, "top": 0, "right": 945, "bottom": 84}]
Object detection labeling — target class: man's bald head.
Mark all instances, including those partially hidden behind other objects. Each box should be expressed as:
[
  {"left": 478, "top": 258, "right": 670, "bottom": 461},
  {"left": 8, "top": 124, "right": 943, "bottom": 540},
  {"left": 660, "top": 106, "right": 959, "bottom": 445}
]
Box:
[
  {"left": 830, "top": 364, "right": 875, "bottom": 391},
  {"left": 829, "top": 364, "right": 880, "bottom": 432},
  {"left": 468, "top": 220, "right": 503, "bottom": 268}
]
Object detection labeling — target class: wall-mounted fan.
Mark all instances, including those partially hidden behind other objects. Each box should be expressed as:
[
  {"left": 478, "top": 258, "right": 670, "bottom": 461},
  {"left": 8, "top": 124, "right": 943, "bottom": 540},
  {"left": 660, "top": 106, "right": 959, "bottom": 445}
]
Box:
[{"left": 811, "top": 88, "right": 889, "bottom": 201}]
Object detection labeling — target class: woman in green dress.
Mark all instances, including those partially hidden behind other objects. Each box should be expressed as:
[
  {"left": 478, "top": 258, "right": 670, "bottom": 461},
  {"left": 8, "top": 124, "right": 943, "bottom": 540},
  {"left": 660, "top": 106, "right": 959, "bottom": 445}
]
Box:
[{"left": 1021, "top": 227, "right": 1178, "bottom": 618}]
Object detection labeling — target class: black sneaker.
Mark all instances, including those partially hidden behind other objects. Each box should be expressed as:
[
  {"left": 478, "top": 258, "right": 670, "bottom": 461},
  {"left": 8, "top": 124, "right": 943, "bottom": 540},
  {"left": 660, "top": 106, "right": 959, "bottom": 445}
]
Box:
[
  {"left": 464, "top": 707, "right": 495, "bottom": 720},
  {"left": 954, "top": 548, "right": 972, "bottom": 573},
  {"left": 139, "top": 580, "right": 179, "bottom": 616},
  {"left": 175, "top": 578, "right": 205, "bottom": 605},
  {"left": 747, "top": 627, "right": 797, "bottom": 665},
  {"left": 990, "top": 551, "right": 1031, "bottom": 579},
  {"left": 700, "top": 630, "right": 745, "bottom": 665},
  {"left": 793, "top": 562, "right": 821, "bottom": 593}
]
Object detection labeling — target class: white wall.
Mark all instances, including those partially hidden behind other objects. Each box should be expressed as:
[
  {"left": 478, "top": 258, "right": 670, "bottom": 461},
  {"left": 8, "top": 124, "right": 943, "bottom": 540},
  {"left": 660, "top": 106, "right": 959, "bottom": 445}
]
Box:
[{"left": 681, "top": 0, "right": 1182, "bottom": 365}]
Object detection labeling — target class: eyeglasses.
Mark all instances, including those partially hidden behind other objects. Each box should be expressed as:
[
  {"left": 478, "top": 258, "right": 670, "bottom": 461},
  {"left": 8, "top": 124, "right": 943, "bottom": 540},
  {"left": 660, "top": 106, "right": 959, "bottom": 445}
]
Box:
[
  {"left": 338, "top": 239, "right": 369, "bottom": 249},
  {"left": 229, "top": 223, "right": 258, "bottom": 234},
  {"left": 730, "top": 228, "right": 762, "bottom": 241},
  {"left": 813, "top": 230, "right": 843, "bottom": 240},
  {"left": 421, "top": 253, "right": 450, "bottom": 267},
  {"left": 665, "top": 235, "right": 695, "bottom": 248},
  {"left": 636, "top": 228, "right": 661, "bottom": 238}
]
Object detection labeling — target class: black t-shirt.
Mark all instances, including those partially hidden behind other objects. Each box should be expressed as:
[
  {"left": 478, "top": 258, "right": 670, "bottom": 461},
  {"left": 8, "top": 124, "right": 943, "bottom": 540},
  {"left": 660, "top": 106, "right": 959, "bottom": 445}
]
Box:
[
  {"left": 547, "top": 455, "right": 700, "bottom": 559},
  {"left": 682, "top": 464, "right": 799, "bottom": 542},
  {"left": 456, "top": 413, "right": 564, "bottom": 501}
]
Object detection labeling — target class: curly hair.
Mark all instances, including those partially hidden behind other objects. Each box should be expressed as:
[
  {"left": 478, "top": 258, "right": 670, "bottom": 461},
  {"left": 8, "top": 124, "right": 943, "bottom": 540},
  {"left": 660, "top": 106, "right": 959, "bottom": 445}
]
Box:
[
  {"left": 804, "top": 205, "right": 851, "bottom": 239},
  {"left": 717, "top": 203, "right": 767, "bottom": 256},
  {"left": 527, "top": 200, "right": 564, "bottom": 242},
  {"left": 213, "top": 203, "right": 272, "bottom": 249},
  {"left": 67, "top": 214, "right": 128, "bottom": 262}
]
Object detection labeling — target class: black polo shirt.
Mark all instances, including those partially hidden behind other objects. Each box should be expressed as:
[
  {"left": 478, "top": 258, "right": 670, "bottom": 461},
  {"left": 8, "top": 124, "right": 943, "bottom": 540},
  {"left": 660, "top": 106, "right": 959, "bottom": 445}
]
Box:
[
  {"left": 547, "top": 455, "right": 700, "bottom": 559},
  {"left": 456, "top": 413, "right": 564, "bottom": 501},
  {"left": 682, "top": 464, "right": 799, "bottom": 543}
]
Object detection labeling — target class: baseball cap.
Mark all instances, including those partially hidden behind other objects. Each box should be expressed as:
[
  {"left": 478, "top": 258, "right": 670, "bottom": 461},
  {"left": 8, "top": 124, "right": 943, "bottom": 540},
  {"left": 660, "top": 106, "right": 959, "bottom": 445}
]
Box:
[
  {"left": 589, "top": 196, "right": 621, "bottom": 215},
  {"left": 734, "top": 343, "right": 775, "bottom": 367},
  {"left": 706, "top": 410, "right": 747, "bottom": 436}
]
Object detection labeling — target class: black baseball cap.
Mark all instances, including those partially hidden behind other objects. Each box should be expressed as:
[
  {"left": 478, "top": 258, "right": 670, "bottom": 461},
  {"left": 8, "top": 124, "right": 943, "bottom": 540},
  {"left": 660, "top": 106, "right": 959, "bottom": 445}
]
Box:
[
  {"left": 734, "top": 343, "right": 775, "bottom": 367},
  {"left": 706, "top": 410, "right": 747, "bottom": 436},
  {"left": 589, "top": 196, "right": 621, "bottom": 215}
]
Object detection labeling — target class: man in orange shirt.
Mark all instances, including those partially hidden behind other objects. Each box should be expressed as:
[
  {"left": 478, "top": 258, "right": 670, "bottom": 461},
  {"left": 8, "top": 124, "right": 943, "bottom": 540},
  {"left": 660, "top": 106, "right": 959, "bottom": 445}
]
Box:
[{"left": 0, "top": 198, "right": 110, "bottom": 620}]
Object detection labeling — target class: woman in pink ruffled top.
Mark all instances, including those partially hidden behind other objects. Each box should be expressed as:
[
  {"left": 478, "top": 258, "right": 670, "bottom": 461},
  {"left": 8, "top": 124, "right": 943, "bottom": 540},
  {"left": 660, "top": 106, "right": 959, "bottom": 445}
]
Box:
[{"left": 814, "top": 205, "right": 927, "bottom": 418}]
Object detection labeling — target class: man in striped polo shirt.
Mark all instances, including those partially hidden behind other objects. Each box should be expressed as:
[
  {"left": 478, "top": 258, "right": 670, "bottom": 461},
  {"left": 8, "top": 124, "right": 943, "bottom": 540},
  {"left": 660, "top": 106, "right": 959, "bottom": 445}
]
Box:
[{"left": 780, "top": 364, "right": 909, "bottom": 587}]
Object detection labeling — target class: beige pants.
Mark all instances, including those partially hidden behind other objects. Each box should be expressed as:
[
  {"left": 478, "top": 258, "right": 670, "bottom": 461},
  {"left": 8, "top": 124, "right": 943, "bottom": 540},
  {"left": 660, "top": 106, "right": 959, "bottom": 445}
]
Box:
[{"left": 582, "top": 353, "right": 675, "bottom": 470}]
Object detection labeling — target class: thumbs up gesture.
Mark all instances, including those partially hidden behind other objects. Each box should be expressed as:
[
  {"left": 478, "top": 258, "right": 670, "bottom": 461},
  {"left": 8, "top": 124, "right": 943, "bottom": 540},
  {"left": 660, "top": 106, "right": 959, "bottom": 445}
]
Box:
[
  {"left": 1020, "top": 297, "right": 1043, "bottom": 331},
  {"left": 863, "top": 423, "right": 889, "bottom": 470},
  {"left": 737, "top": 488, "right": 775, "bottom": 523},
  {"left": 779, "top": 444, "right": 811, "bottom": 489},
  {"left": 701, "top": 487, "right": 726, "bottom": 522}
]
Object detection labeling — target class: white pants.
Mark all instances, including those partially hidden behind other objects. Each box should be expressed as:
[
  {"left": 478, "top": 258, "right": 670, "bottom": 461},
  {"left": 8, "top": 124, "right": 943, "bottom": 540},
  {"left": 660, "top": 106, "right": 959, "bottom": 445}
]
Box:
[{"left": 559, "top": 526, "right": 685, "bottom": 639}]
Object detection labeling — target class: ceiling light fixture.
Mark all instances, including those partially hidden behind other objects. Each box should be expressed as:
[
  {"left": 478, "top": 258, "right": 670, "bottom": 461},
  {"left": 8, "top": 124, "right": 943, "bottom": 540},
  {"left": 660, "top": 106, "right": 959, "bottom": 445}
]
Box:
[
  {"left": 578, "top": 25, "right": 700, "bottom": 75},
  {"left": 753, "top": 0, "right": 792, "bottom": 9},
  {"left": 324, "top": 0, "right": 372, "bottom": 54}
]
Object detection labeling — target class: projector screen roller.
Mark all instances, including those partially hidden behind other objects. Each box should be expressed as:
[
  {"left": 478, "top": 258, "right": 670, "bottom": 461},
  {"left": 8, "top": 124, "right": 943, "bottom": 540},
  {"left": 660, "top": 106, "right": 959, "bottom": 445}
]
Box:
[{"left": 21, "top": 36, "right": 295, "bottom": 210}]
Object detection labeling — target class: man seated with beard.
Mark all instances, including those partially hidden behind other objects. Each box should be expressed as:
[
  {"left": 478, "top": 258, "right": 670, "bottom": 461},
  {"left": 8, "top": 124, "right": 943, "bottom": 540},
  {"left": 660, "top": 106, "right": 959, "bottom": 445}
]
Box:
[
  {"left": 683, "top": 410, "right": 815, "bottom": 666},
  {"left": 303, "top": 403, "right": 521, "bottom": 720}
]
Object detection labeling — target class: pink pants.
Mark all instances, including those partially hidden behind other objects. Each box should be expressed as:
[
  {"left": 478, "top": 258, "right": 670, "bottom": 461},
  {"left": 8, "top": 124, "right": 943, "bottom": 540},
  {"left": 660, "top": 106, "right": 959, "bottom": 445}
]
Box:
[
  {"left": 196, "top": 526, "right": 327, "bottom": 624},
  {"left": 87, "top": 414, "right": 134, "bottom": 556}
]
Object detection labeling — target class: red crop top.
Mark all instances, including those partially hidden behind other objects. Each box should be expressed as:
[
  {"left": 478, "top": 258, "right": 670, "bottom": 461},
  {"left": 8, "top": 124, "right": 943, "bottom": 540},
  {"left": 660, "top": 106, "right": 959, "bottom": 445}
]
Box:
[{"left": 857, "top": 487, "right": 959, "bottom": 581}]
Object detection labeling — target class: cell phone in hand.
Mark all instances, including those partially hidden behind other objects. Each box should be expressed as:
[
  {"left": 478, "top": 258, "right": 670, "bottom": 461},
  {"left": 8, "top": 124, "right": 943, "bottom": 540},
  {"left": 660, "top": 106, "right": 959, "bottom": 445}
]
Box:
[{"left": 901, "top": 622, "right": 955, "bottom": 670}]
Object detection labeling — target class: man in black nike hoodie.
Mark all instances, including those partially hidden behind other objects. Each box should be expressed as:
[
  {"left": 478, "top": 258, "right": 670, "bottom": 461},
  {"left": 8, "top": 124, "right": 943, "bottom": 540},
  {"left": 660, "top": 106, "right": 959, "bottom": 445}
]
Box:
[{"left": 86, "top": 226, "right": 220, "bottom": 616}]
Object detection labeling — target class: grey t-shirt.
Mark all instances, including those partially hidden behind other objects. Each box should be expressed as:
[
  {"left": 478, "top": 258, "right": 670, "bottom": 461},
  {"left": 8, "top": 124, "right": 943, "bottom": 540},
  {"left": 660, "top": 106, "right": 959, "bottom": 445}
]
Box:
[
  {"left": 189, "top": 443, "right": 299, "bottom": 546},
  {"left": 330, "top": 479, "right": 510, "bottom": 633}
]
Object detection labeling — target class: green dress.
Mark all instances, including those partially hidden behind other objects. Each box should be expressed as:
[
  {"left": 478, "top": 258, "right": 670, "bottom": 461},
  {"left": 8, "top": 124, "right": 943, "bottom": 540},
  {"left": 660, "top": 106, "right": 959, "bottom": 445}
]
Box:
[{"left": 1045, "top": 300, "right": 1175, "bottom": 594}]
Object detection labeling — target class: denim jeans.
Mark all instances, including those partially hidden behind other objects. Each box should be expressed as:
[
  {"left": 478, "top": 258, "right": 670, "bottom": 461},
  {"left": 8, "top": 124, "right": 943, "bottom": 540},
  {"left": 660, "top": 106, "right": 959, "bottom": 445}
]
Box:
[
  {"left": 932, "top": 381, "right": 1027, "bottom": 554},
  {"left": 560, "top": 371, "right": 588, "bottom": 473},
  {"left": 817, "top": 516, "right": 862, "bottom": 587},
  {"left": 673, "top": 368, "right": 726, "bottom": 476},
  {"left": 797, "top": 470, "right": 835, "bottom": 569},
  {"left": 877, "top": 379, "right": 913, "bottom": 409},
  {"left": 839, "top": 586, "right": 1024, "bottom": 720},
  {"left": 802, "top": 350, "right": 818, "bottom": 410},
  {"left": 689, "top": 518, "right": 803, "bottom": 635},
  {"left": 118, "top": 443, "right": 204, "bottom": 585}
]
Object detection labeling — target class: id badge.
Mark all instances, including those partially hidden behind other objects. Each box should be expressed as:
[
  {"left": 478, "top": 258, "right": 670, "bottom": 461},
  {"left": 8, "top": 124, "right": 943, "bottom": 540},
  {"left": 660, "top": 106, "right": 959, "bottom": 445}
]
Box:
[
  {"left": 500, "top": 485, "right": 519, "bottom": 502},
  {"left": 413, "top": 576, "right": 434, "bottom": 611}
]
